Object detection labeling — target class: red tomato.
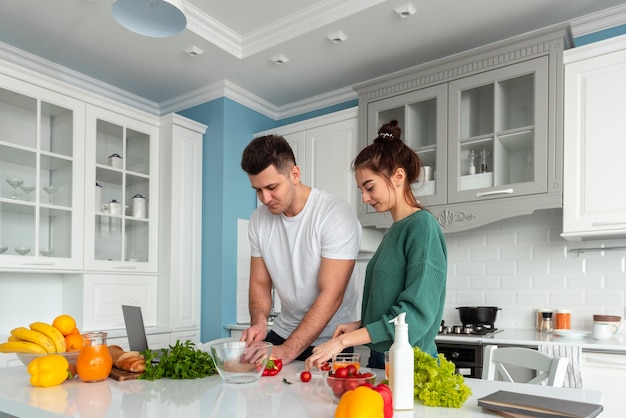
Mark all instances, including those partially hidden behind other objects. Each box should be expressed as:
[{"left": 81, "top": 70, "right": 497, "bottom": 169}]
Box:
[
  {"left": 334, "top": 367, "right": 349, "bottom": 378},
  {"left": 320, "top": 362, "right": 331, "bottom": 372},
  {"left": 331, "top": 380, "right": 345, "bottom": 398},
  {"left": 343, "top": 379, "right": 360, "bottom": 391},
  {"left": 300, "top": 371, "right": 312, "bottom": 383},
  {"left": 346, "top": 364, "right": 357, "bottom": 376}
]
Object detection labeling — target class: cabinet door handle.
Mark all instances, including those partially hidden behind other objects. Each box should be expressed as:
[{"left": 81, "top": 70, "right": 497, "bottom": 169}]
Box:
[
  {"left": 591, "top": 221, "right": 626, "bottom": 227},
  {"left": 586, "top": 356, "right": 626, "bottom": 366},
  {"left": 21, "top": 262, "right": 55, "bottom": 266},
  {"left": 475, "top": 188, "right": 514, "bottom": 198},
  {"left": 113, "top": 266, "right": 138, "bottom": 270}
]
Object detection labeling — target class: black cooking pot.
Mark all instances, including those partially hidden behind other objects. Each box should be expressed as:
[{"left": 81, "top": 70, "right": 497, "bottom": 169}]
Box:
[{"left": 456, "top": 306, "right": 501, "bottom": 326}]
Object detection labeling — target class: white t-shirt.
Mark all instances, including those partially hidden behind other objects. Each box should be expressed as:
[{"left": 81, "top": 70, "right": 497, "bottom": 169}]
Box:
[{"left": 249, "top": 188, "right": 362, "bottom": 345}]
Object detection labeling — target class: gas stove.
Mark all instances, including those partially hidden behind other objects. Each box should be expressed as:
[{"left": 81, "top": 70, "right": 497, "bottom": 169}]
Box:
[{"left": 438, "top": 322, "right": 503, "bottom": 337}]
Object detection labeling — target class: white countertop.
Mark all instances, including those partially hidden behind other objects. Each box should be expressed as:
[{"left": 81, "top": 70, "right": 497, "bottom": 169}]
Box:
[
  {"left": 0, "top": 360, "right": 604, "bottom": 417},
  {"left": 436, "top": 329, "right": 626, "bottom": 352}
]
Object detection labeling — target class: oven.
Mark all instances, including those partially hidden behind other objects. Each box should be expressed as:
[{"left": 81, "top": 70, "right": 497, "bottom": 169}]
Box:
[{"left": 436, "top": 341, "right": 484, "bottom": 379}]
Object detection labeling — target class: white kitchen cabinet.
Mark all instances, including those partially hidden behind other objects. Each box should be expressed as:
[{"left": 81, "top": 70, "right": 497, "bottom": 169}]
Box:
[
  {"left": 84, "top": 105, "right": 159, "bottom": 272},
  {"left": 62, "top": 273, "right": 158, "bottom": 332},
  {"left": 0, "top": 73, "right": 85, "bottom": 270},
  {"left": 158, "top": 114, "right": 206, "bottom": 334},
  {"left": 355, "top": 26, "right": 569, "bottom": 232},
  {"left": 581, "top": 351, "right": 626, "bottom": 418},
  {"left": 267, "top": 108, "right": 360, "bottom": 211},
  {"left": 562, "top": 34, "right": 626, "bottom": 240}
]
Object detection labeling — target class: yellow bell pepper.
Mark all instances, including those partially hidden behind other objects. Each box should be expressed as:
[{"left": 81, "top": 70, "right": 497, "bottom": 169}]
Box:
[
  {"left": 335, "top": 385, "right": 384, "bottom": 418},
  {"left": 27, "top": 354, "right": 70, "bottom": 387}
]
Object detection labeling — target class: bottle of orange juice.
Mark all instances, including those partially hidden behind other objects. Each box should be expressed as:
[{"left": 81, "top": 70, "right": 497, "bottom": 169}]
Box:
[{"left": 76, "top": 332, "right": 113, "bottom": 382}]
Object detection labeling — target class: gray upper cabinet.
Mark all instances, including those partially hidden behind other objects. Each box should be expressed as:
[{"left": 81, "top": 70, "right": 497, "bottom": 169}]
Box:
[{"left": 354, "top": 25, "right": 570, "bottom": 232}]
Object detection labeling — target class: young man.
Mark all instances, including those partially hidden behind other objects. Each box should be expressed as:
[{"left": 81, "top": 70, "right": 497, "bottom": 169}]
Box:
[{"left": 240, "top": 134, "right": 362, "bottom": 364}]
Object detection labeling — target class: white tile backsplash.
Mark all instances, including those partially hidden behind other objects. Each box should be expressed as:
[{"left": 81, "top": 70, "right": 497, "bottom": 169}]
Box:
[
  {"left": 236, "top": 209, "right": 626, "bottom": 332},
  {"left": 442, "top": 208, "right": 626, "bottom": 331}
]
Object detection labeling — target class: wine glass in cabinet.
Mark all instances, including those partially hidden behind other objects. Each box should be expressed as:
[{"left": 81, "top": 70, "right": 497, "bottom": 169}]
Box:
[{"left": 0, "top": 77, "right": 85, "bottom": 270}]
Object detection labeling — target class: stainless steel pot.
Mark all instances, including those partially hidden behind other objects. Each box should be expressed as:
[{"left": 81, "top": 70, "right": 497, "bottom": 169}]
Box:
[{"left": 456, "top": 306, "right": 501, "bottom": 326}]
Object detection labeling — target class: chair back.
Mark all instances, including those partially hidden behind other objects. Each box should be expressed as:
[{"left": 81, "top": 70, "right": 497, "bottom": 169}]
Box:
[{"left": 482, "top": 345, "right": 569, "bottom": 387}]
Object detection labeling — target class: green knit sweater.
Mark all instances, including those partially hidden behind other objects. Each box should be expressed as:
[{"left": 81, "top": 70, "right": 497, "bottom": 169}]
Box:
[{"left": 362, "top": 209, "right": 447, "bottom": 355}]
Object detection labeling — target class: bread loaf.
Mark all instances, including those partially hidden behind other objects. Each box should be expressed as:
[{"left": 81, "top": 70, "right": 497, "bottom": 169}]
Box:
[{"left": 107, "top": 345, "right": 146, "bottom": 373}]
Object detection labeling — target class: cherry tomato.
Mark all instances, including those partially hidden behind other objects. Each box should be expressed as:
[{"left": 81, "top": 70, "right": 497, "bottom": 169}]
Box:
[
  {"left": 334, "top": 367, "right": 349, "bottom": 378},
  {"left": 300, "top": 371, "right": 312, "bottom": 383},
  {"left": 343, "top": 379, "right": 360, "bottom": 391},
  {"left": 320, "top": 362, "right": 331, "bottom": 372},
  {"left": 346, "top": 364, "right": 357, "bottom": 376}
]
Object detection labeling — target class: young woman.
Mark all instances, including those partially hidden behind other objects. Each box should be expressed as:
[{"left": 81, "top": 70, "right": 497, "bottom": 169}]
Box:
[{"left": 305, "top": 120, "right": 447, "bottom": 370}]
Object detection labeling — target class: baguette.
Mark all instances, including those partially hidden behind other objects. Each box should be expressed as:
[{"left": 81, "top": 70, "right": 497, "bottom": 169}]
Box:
[{"left": 108, "top": 345, "right": 125, "bottom": 364}]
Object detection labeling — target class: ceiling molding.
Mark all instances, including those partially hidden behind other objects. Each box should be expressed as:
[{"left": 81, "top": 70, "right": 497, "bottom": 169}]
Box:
[
  {"left": 185, "top": 3, "right": 243, "bottom": 58},
  {"left": 0, "top": 40, "right": 159, "bottom": 116},
  {"left": 185, "top": 0, "right": 386, "bottom": 59},
  {"left": 569, "top": 3, "right": 626, "bottom": 37}
]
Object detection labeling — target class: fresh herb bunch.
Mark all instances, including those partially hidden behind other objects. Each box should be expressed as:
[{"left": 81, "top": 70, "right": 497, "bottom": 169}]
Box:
[
  {"left": 139, "top": 340, "right": 216, "bottom": 380},
  {"left": 413, "top": 347, "right": 472, "bottom": 408}
]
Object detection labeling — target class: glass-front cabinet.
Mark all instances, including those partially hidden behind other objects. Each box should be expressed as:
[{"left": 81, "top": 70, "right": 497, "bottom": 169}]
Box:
[
  {"left": 84, "top": 106, "right": 159, "bottom": 273},
  {"left": 0, "top": 74, "right": 85, "bottom": 270},
  {"left": 448, "top": 57, "right": 548, "bottom": 203},
  {"left": 367, "top": 84, "right": 448, "bottom": 208},
  {"left": 355, "top": 26, "right": 567, "bottom": 231}
]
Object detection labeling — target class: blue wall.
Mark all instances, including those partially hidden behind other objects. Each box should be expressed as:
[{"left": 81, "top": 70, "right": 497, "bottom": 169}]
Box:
[
  {"left": 178, "top": 26, "right": 623, "bottom": 342},
  {"left": 179, "top": 98, "right": 275, "bottom": 340}
]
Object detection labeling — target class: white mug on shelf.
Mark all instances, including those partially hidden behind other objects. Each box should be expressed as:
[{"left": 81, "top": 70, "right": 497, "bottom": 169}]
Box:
[
  {"left": 131, "top": 194, "right": 147, "bottom": 218},
  {"left": 95, "top": 183, "right": 102, "bottom": 211},
  {"left": 592, "top": 322, "right": 613, "bottom": 340},
  {"left": 418, "top": 166, "right": 433, "bottom": 183},
  {"left": 102, "top": 200, "right": 122, "bottom": 216},
  {"left": 108, "top": 153, "right": 123, "bottom": 169}
]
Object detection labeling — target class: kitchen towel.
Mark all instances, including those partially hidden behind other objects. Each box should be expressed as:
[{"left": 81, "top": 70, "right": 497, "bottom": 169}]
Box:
[{"left": 538, "top": 344, "right": 583, "bottom": 388}]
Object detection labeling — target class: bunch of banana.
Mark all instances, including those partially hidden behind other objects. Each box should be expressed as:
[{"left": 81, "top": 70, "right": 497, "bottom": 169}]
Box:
[{"left": 0, "top": 322, "right": 67, "bottom": 354}]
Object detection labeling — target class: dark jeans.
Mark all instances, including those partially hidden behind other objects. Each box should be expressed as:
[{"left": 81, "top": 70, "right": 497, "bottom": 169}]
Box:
[
  {"left": 265, "top": 330, "right": 354, "bottom": 362},
  {"left": 368, "top": 349, "right": 385, "bottom": 369}
]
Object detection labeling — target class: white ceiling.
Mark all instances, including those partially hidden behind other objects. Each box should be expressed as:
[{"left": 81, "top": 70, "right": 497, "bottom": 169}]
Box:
[{"left": 0, "top": 0, "right": 624, "bottom": 116}]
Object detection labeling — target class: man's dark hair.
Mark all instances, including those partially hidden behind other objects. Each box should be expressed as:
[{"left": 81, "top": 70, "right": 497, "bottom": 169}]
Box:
[{"left": 241, "top": 134, "right": 296, "bottom": 175}]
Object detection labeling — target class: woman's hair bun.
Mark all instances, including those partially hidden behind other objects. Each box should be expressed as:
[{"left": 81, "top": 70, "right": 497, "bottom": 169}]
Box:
[{"left": 375, "top": 120, "right": 401, "bottom": 142}]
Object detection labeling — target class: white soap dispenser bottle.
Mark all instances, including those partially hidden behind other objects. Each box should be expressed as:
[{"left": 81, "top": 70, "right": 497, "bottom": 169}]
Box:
[{"left": 388, "top": 312, "right": 414, "bottom": 410}]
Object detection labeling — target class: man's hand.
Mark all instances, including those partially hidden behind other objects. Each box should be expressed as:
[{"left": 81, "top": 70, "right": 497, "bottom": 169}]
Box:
[{"left": 241, "top": 322, "right": 267, "bottom": 344}]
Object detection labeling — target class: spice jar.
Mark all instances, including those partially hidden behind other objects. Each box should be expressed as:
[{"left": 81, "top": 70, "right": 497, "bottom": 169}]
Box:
[
  {"left": 556, "top": 309, "right": 571, "bottom": 330},
  {"left": 536, "top": 309, "right": 553, "bottom": 331},
  {"left": 540, "top": 312, "right": 554, "bottom": 333},
  {"left": 76, "top": 332, "right": 113, "bottom": 382}
]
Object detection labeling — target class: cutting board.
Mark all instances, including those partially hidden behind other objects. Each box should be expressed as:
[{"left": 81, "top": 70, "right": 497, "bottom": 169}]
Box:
[{"left": 109, "top": 367, "right": 142, "bottom": 381}]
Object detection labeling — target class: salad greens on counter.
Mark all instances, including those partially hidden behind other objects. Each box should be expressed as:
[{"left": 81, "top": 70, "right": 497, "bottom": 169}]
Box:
[
  {"left": 140, "top": 340, "right": 217, "bottom": 380},
  {"left": 413, "top": 347, "right": 472, "bottom": 408}
]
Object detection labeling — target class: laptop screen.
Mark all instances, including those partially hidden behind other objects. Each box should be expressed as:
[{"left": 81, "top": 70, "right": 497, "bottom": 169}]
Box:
[{"left": 121, "top": 305, "right": 149, "bottom": 352}]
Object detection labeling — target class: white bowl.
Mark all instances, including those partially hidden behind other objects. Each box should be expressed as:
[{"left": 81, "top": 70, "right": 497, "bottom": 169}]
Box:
[
  {"left": 14, "top": 246, "right": 30, "bottom": 255},
  {"left": 210, "top": 341, "right": 272, "bottom": 384},
  {"left": 39, "top": 248, "right": 54, "bottom": 257}
]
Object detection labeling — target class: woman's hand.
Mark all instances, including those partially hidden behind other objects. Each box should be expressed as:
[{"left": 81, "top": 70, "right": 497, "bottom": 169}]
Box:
[
  {"left": 305, "top": 338, "right": 346, "bottom": 370},
  {"left": 332, "top": 321, "right": 361, "bottom": 338}
]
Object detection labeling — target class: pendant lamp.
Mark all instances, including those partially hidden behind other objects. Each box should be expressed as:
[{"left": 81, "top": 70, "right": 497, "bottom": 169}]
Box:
[{"left": 112, "top": 0, "right": 187, "bottom": 38}]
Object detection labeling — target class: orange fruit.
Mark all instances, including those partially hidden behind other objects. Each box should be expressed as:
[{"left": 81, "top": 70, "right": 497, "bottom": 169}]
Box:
[
  {"left": 52, "top": 314, "right": 76, "bottom": 336},
  {"left": 65, "top": 332, "right": 83, "bottom": 352}
]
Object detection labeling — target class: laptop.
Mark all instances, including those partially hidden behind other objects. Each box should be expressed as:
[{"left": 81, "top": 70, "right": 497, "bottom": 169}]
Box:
[{"left": 121, "top": 304, "right": 162, "bottom": 363}]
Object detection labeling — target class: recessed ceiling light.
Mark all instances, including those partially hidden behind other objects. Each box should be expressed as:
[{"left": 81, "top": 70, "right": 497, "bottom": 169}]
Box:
[
  {"left": 271, "top": 54, "right": 290, "bottom": 65},
  {"left": 394, "top": 3, "right": 416, "bottom": 18},
  {"left": 184, "top": 45, "right": 204, "bottom": 57},
  {"left": 326, "top": 31, "right": 348, "bottom": 44}
]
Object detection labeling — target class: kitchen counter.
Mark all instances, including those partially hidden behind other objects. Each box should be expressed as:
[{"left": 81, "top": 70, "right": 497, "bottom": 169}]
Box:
[
  {"left": 0, "top": 360, "right": 603, "bottom": 417},
  {"left": 436, "top": 329, "right": 626, "bottom": 352}
]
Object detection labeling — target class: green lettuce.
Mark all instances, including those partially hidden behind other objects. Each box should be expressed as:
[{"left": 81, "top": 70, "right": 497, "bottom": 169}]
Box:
[{"left": 413, "top": 347, "right": 472, "bottom": 407}]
